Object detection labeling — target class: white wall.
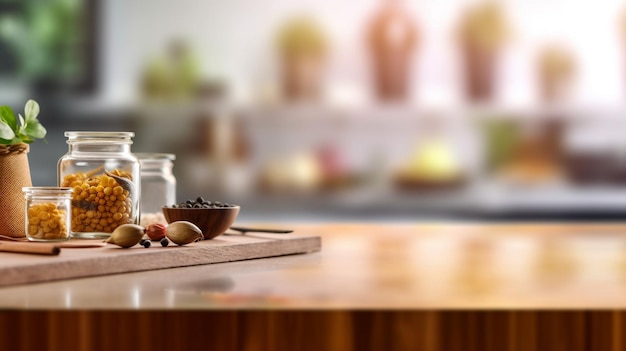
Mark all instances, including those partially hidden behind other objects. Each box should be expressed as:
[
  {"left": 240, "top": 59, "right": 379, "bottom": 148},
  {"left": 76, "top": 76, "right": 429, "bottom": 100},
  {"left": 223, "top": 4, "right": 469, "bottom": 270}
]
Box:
[{"left": 99, "top": 0, "right": 626, "bottom": 107}]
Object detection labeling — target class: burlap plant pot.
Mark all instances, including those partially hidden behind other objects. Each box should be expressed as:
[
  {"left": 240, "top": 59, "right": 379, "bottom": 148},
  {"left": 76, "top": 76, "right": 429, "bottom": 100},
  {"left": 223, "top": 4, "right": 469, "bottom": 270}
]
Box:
[{"left": 0, "top": 143, "right": 32, "bottom": 238}]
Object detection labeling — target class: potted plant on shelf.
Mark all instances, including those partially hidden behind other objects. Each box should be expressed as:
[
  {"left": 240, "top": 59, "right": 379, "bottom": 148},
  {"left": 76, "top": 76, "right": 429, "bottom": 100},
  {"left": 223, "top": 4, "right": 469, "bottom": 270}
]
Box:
[
  {"left": 457, "top": 2, "right": 508, "bottom": 103},
  {"left": 366, "top": 0, "right": 419, "bottom": 102},
  {"left": 537, "top": 45, "right": 576, "bottom": 104},
  {"left": 0, "top": 100, "right": 47, "bottom": 238},
  {"left": 276, "top": 16, "right": 328, "bottom": 102}
]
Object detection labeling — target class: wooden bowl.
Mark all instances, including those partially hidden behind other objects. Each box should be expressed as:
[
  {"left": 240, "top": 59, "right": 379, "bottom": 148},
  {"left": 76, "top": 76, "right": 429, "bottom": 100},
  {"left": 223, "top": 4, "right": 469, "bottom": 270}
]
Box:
[{"left": 161, "top": 206, "right": 240, "bottom": 240}]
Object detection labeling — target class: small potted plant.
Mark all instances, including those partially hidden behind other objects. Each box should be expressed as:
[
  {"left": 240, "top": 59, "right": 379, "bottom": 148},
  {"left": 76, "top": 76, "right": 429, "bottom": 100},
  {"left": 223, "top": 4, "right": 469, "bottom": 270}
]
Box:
[
  {"left": 366, "top": 0, "right": 419, "bottom": 102},
  {"left": 0, "top": 100, "right": 47, "bottom": 238},
  {"left": 276, "top": 16, "right": 328, "bottom": 101},
  {"left": 537, "top": 45, "right": 575, "bottom": 103},
  {"left": 457, "top": 2, "right": 508, "bottom": 102}
]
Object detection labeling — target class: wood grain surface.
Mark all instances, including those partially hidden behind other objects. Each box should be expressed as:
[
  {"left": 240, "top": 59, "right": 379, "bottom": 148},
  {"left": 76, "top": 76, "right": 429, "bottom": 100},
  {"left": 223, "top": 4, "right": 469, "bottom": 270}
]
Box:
[
  {"left": 0, "top": 233, "right": 320, "bottom": 286},
  {"left": 2, "top": 223, "right": 626, "bottom": 349},
  {"left": 0, "top": 310, "right": 625, "bottom": 351}
]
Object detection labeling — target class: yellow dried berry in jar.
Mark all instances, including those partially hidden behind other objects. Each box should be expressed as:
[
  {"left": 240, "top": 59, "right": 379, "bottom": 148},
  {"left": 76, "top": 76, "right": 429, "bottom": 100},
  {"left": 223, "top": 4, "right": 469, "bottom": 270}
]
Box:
[
  {"left": 26, "top": 203, "right": 68, "bottom": 240},
  {"left": 58, "top": 131, "right": 140, "bottom": 238},
  {"left": 23, "top": 187, "right": 72, "bottom": 242},
  {"left": 61, "top": 168, "right": 136, "bottom": 235}
]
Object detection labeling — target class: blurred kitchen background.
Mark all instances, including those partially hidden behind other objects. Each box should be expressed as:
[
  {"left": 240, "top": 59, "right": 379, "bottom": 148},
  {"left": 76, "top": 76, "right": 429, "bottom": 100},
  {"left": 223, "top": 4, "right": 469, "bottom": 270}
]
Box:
[{"left": 3, "top": 0, "right": 626, "bottom": 221}]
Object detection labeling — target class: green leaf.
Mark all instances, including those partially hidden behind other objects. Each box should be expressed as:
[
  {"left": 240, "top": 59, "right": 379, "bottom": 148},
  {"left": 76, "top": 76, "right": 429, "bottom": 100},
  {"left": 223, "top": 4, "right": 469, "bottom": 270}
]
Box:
[
  {"left": 0, "top": 100, "right": 47, "bottom": 145},
  {"left": 0, "top": 120, "right": 15, "bottom": 140},
  {"left": 24, "top": 100, "right": 39, "bottom": 123},
  {"left": 18, "top": 114, "right": 25, "bottom": 130},
  {"left": 0, "top": 137, "right": 20, "bottom": 145},
  {"left": 24, "top": 121, "right": 46, "bottom": 139},
  {"left": 0, "top": 106, "right": 17, "bottom": 131}
]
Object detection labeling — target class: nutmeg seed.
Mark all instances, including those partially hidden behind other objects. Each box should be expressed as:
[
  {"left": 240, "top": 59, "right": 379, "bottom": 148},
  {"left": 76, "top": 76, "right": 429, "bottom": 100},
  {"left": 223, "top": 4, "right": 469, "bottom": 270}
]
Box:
[
  {"left": 105, "top": 224, "right": 146, "bottom": 248},
  {"left": 165, "top": 221, "right": 203, "bottom": 245},
  {"left": 146, "top": 223, "right": 167, "bottom": 241}
]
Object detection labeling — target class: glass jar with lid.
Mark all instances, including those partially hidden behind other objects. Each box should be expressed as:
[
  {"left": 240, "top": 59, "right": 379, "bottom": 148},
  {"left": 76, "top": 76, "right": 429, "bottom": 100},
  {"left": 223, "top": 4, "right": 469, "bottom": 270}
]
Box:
[
  {"left": 136, "top": 153, "right": 176, "bottom": 226},
  {"left": 23, "top": 187, "right": 73, "bottom": 241},
  {"left": 57, "top": 132, "right": 140, "bottom": 239}
]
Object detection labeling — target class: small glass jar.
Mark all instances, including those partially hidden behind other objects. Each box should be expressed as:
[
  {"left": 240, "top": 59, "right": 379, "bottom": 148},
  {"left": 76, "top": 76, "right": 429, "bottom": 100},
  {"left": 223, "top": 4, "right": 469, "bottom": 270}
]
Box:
[
  {"left": 136, "top": 153, "right": 176, "bottom": 226},
  {"left": 57, "top": 132, "right": 140, "bottom": 239},
  {"left": 23, "top": 187, "right": 73, "bottom": 242}
]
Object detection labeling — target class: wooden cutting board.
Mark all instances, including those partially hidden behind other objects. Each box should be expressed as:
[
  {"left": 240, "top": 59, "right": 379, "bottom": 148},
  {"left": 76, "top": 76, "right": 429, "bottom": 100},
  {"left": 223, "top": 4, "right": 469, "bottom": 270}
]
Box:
[{"left": 0, "top": 233, "right": 321, "bottom": 287}]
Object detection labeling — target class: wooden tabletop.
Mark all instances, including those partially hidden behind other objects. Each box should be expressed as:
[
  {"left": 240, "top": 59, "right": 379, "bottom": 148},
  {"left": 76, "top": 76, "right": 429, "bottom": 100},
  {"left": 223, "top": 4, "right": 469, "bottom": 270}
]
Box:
[{"left": 2, "top": 222, "right": 626, "bottom": 309}]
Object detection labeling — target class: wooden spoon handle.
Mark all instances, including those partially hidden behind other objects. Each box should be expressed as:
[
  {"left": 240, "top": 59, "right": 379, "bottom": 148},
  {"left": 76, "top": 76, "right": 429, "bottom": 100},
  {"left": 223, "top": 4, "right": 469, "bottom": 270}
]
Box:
[
  {"left": 229, "top": 226, "right": 293, "bottom": 234},
  {"left": 0, "top": 242, "right": 61, "bottom": 255}
]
